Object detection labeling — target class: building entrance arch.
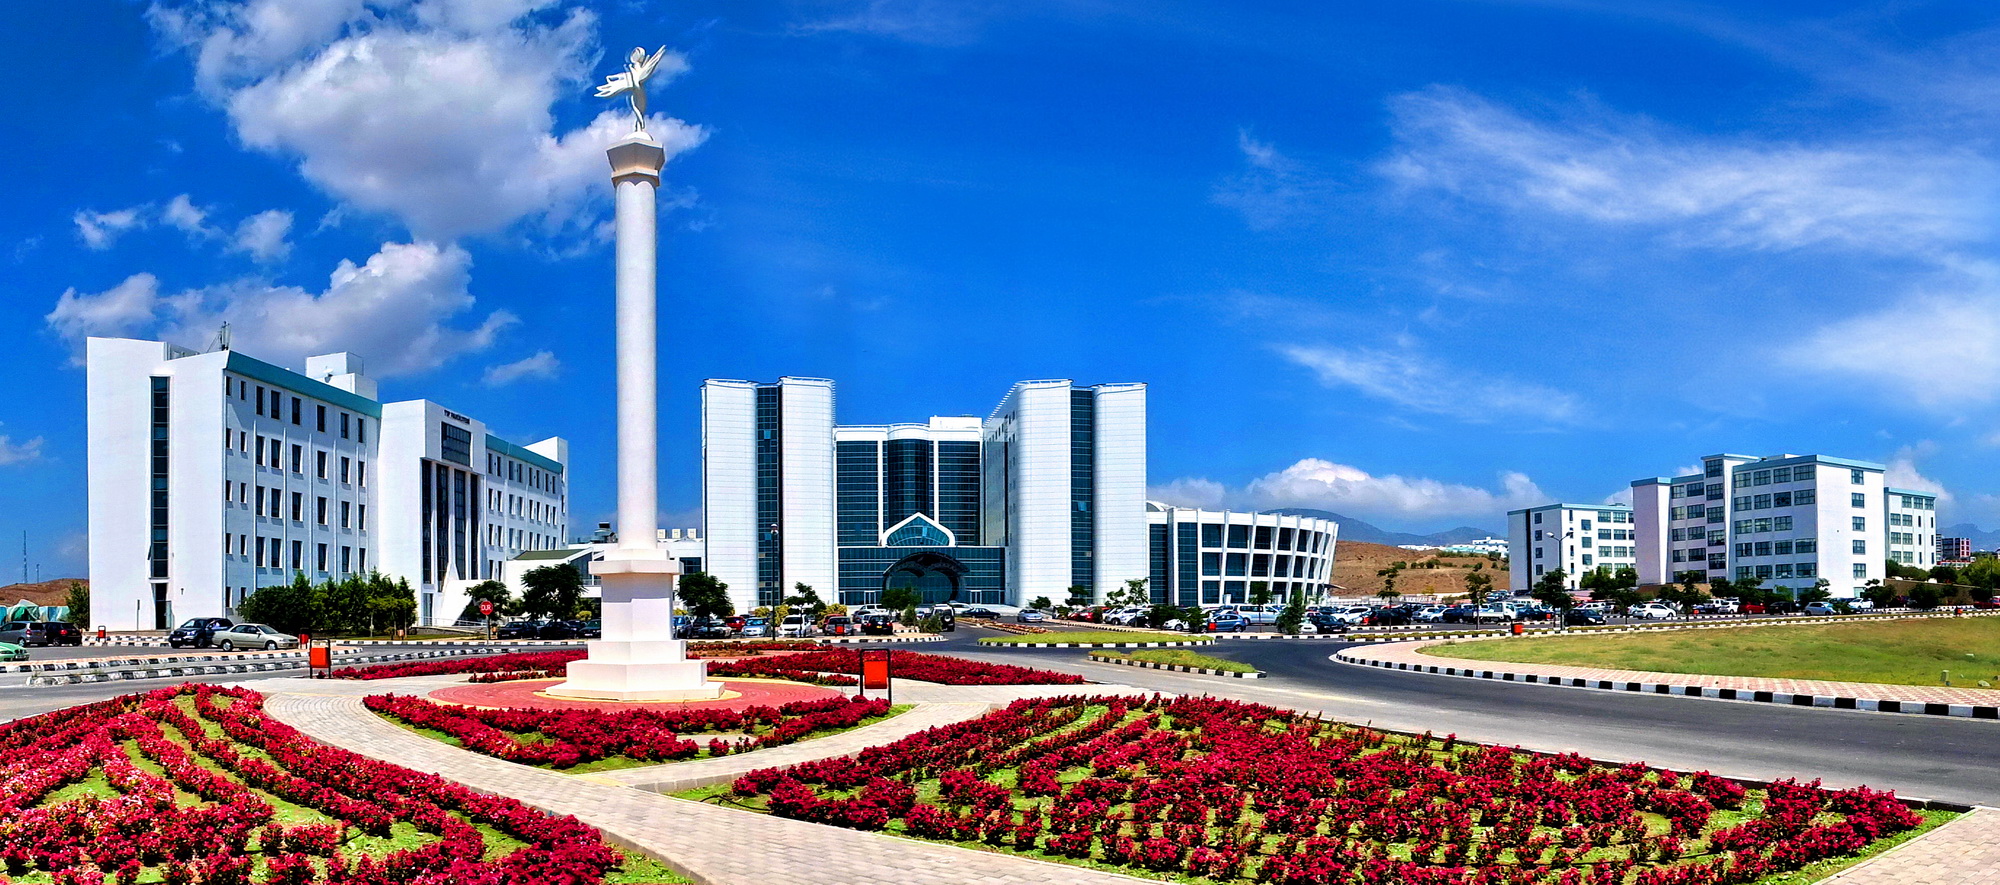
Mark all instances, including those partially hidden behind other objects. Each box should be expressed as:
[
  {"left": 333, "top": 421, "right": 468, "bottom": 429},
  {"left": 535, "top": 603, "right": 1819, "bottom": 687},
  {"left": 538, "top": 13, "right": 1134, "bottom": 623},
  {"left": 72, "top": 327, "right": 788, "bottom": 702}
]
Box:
[{"left": 882, "top": 552, "right": 968, "bottom": 605}]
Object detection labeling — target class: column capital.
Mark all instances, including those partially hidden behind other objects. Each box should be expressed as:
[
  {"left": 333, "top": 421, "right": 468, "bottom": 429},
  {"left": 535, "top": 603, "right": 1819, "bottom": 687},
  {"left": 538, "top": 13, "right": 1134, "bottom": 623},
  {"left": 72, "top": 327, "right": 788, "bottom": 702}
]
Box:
[{"left": 608, "top": 133, "right": 666, "bottom": 185}]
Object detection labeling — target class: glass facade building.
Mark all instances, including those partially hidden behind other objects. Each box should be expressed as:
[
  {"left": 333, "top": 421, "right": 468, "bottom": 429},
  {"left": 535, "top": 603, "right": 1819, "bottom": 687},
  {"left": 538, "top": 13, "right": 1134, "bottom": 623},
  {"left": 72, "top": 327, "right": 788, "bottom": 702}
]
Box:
[{"left": 1145, "top": 504, "right": 1339, "bottom": 607}]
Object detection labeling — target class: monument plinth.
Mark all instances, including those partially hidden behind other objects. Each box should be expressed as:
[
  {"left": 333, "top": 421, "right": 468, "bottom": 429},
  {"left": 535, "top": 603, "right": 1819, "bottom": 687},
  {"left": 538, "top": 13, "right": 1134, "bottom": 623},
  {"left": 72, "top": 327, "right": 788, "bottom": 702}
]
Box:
[{"left": 549, "top": 49, "right": 721, "bottom": 702}]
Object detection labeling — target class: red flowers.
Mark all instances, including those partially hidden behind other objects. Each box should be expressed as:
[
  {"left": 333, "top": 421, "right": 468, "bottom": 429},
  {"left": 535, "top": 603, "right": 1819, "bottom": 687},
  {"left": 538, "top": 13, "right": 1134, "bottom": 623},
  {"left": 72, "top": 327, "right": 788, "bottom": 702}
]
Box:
[
  {"left": 0, "top": 684, "right": 631, "bottom": 883},
  {"left": 707, "top": 649, "right": 1086, "bottom": 686},
  {"left": 365, "top": 694, "right": 891, "bottom": 769},
  {"left": 725, "top": 694, "right": 1926, "bottom": 884}
]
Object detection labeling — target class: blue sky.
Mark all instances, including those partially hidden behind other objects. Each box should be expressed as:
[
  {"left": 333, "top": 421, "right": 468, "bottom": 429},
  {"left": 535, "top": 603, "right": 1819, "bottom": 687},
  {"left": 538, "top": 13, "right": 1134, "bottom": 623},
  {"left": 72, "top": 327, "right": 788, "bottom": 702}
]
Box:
[{"left": 6, "top": 0, "right": 2000, "bottom": 579}]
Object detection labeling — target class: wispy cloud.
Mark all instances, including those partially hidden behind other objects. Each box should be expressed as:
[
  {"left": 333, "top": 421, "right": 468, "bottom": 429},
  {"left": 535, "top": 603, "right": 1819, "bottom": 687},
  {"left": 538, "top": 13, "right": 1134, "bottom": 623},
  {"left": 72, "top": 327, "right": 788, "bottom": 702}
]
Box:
[
  {"left": 1211, "top": 130, "right": 1336, "bottom": 230},
  {"left": 0, "top": 432, "right": 44, "bottom": 466},
  {"left": 482, "top": 350, "right": 561, "bottom": 387},
  {"left": 1281, "top": 338, "right": 1583, "bottom": 426},
  {"left": 1777, "top": 266, "right": 2000, "bottom": 410},
  {"left": 73, "top": 207, "right": 146, "bottom": 250},
  {"left": 1151, "top": 459, "right": 1544, "bottom": 526},
  {"left": 1379, "top": 86, "right": 1991, "bottom": 257}
]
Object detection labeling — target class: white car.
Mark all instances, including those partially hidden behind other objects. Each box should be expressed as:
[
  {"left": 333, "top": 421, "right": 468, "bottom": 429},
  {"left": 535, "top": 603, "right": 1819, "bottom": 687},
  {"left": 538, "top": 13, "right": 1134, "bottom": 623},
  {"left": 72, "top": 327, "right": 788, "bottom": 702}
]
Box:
[
  {"left": 778, "top": 614, "right": 817, "bottom": 637},
  {"left": 1630, "top": 603, "right": 1679, "bottom": 620},
  {"left": 1803, "top": 601, "right": 1843, "bottom": 616},
  {"left": 1412, "top": 605, "right": 1447, "bottom": 623},
  {"left": 1103, "top": 606, "right": 1148, "bottom": 626},
  {"left": 211, "top": 623, "right": 298, "bottom": 651},
  {"left": 1847, "top": 598, "right": 1875, "bottom": 610},
  {"left": 1332, "top": 605, "right": 1374, "bottom": 625}
]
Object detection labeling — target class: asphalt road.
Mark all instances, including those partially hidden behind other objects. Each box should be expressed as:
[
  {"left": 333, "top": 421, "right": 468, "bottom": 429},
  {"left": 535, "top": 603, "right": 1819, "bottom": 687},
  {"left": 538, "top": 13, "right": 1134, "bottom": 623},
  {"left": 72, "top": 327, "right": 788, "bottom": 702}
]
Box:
[{"left": 936, "top": 629, "right": 2000, "bottom": 807}]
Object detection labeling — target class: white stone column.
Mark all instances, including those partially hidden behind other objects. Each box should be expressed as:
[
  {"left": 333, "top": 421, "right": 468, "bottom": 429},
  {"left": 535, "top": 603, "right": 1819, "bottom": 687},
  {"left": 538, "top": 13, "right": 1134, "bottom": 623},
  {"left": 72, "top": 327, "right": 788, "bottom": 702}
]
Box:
[{"left": 550, "top": 132, "right": 721, "bottom": 701}]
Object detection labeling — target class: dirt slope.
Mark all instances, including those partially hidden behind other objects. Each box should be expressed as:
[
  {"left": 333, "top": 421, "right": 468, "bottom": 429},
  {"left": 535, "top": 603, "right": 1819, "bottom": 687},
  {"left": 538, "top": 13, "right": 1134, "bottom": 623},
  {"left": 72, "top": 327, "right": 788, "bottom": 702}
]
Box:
[{"left": 1331, "top": 541, "right": 1504, "bottom": 600}]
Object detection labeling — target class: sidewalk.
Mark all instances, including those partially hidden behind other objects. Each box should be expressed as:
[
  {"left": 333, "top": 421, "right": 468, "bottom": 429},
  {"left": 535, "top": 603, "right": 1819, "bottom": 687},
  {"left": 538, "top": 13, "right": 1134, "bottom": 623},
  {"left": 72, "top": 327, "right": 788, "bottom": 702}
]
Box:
[
  {"left": 1816, "top": 807, "right": 2000, "bottom": 885},
  {"left": 257, "top": 677, "right": 1159, "bottom": 885},
  {"left": 1338, "top": 640, "right": 2000, "bottom": 719}
]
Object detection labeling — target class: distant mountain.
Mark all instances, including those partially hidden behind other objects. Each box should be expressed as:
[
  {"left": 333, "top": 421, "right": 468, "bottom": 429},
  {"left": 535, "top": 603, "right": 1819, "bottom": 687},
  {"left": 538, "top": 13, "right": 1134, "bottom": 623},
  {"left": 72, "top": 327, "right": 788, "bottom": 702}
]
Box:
[
  {"left": 1264, "top": 508, "right": 1501, "bottom": 547},
  {"left": 1940, "top": 524, "right": 2000, "bottom": 551}
]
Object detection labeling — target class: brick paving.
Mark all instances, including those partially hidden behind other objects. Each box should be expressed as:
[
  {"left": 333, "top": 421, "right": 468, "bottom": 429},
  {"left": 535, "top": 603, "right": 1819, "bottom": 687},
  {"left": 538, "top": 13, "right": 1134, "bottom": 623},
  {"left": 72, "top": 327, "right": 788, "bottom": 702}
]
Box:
[
  {"left": 259, "top": 678, "right": 1158, "bottom": 885},
  {"left": 1345, "top": 639, "right": 2000, "bottom": 708},
  {"left": 1815, "top": 807, "right": 2000, "bottom": 885}
]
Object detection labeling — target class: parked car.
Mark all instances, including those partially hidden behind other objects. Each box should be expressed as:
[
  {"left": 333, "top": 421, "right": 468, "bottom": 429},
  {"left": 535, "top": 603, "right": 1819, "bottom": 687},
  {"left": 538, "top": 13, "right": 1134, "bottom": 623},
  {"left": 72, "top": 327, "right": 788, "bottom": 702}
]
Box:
[
  {"left": 1304, "top": 612, "right": 1350, "bottom": 634},
  {"left": 962, "top": 607, "right": 998, "bottom": 620},
  {"left": 926, "top": 605, "right": 957, "bottom": 632},
  {"left": 1362, "top": 608, "right": 1412, "bottom": 626},
  {"left": 1629, "top": 603, "right": 1679, "bottom": 620},
  {"left": 1017, "top": 609, "right": 1049, "bottom": 623},
  {"left": 210, "top": 623, "right": 298, "bottom": 651},
  {"left": 1563, "top": 609, "right": 1607, "bottom": 626},
  {"left": 0, "top": 621, "right": 82, "bottom": 648},
  {"left": 740, "top": 616, "right": 774, "bottom": 638},
  {"left": 1803, "top": 601, "right": 1844, "bottom": 616},
  {"left": 1102, "top": 606, "right": 1148, "bottom": 626},
  {"left": 1236, "top": 604, "right": 1285, "bottom": 626},
  {"left": 1412, "top": 605, "right": 1448, "bottom": 623},
  {"left": 167, "top": 617, "right": 234, "bottom": 649},
  {"left": 580, "top": 619, "right": 602, "bottom": 639},
  {"left": 686, "top": 617, "right": 734, "bottom": 639},
  {"left": 1439, "top": 605, "right": 1477, "bottom": 624},
  {"left": 537, "top": 620, "right": 584, "bottom": 640},
  {"left": 495, "top": 619, "right": 540, "bottom": 640},
  {"left": 778, "top": 614, "right": 817, "bottom": 637},
  {"left": 0, "top": 641, "right": 26, "bottom": 662},
  {"left": 723, "top": 615, "right": 747, "bottom": 634},
  {"left": 1204, "top": 610, "right": 1249, "bottom": 632},
  {"left": 857, "top": 613, "right": 897, "bottom": 635},
  {"left": 821, "top": 615, "right": 856, "bottom": 637},
  {"left": 1847, "top": 598, "right": 1876, "bottom": 610},
  {"left": 1330, "top": 605, "right": 1374, "bottom": 625}
]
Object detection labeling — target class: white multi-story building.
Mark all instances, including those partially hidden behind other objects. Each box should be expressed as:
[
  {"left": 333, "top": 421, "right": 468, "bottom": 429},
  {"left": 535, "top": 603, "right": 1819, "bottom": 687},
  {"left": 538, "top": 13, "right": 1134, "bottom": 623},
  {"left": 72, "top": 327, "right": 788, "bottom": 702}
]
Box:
[
  {"left": 1885, "top": 489, "right": 1939, "bottom": 569},
  {"left": 701, "top": 377, "right": 1147, "bottom": 611},
  {"left": 1631, "top": 453, "right": 1892, "bottom": 599},
  {"left": 87, "top": 338, "right": 568, "bottom": 630},
  {"left": 1506, "top": 504, "right": 1636, "bottom": 590},
  {"left": 1145, "top": 504, "right": 1337, "bottom": 606}
]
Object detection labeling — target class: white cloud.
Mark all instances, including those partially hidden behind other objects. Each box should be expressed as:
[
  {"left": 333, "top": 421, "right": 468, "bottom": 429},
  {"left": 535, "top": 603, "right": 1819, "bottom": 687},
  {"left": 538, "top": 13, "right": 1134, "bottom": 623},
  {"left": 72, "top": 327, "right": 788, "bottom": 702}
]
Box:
[
  {"left": 0, "top": 434, "right": 45, "bottom": 466},
  {"left": 1152, "top": 458, "right": 1546, "bottom": 525},
  {"left": 1884, "top": 443, "right": 1952, "bottom": 505},
  {"left": 162, "top": 193, "right": 218, "bottom": 238},
  {"left": 47, "top": 242, "right": 513, "bottom": 377},
  {"left": 1779, "top": 286, "right": 2000, "bottom": 409},
  {"left": 46, "top": 274, "right": 163, "bottom": 360},
  {"left": 798, "top": 0, "right": 1002, "bottom": 46},
  {"left": 1211, "top": 130, "right": 1333, "bottom": 230},
  {"left": 73, "top": 207, "right": 146, "bottom": 250},
  {"left": 155, "top": 0, "right": 705, "bottom": 242},
  {"left": 1602, "top": 487, "right": 1634, "bottom": 506},
  {"left": 1380, "top": 86, "right": 1990, "bottom": 256},
  {"left": 1281, "top": 339, "right": 1583, "bottom": 425},
  {"left": 231, "top": 209, "right": 293, "bottom": 262},
  {"left": 481, "top": 350, "right": 560, "bottom": 387}
]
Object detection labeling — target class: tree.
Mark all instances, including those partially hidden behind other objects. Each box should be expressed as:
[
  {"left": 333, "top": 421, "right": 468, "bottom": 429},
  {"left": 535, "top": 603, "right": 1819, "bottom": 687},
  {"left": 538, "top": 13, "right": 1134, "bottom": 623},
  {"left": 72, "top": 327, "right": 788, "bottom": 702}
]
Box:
[
  {"left": 899, "top": 605, "right": 919, "bottom": 627},
  {"left": 785, "top": 583, "right": 826, "bottom": 616},
  {"left": 521, "top": 565, "right": 584, "bottom": 619},
  {"left": 1463, "top": 570, "right": 1492, "bottom": 608},
  {"left": 237, "top": 573, "right": 323, "bottom": 636},
  {"left": 1531, "top": 569, "right": 1573, "bottom": 614},
  {"left": 1105, "top": 578, "right": 1150, "bottom": 609},
  {"left": 63, "top": 581, "right": 89, "bottom": 628},
  {"left": 1066, "top": 585, "right": 1090, "bottom": 607},
  {"left": 1909, "top": 583, "right": 1942, "bottom": 610},
  {"left": 679, "top": 572, "right": 734, "bottom": 620},
  {"left": 1931, "top": 564, "right": 1963, "bottom": 585},
  {"left": 459, "top": 580, "right": 510, "bottom": 622},
  {"left": 370, "top": 576, "right": 417, "bottom": 635},
  {"left": 1275, "top": 592, "right": 1307, "bottom": 635},
  {"left": 879, "top": 586, "right": 920, "bottom": 613},
  {"left": 1797, "top": 578, "right": 1832, "bottom": 608},
  {"left": 1249, "top": 581, "right": 1273, "bottom": 608},
  {"left": 1031, "top": 596, "right": 1054, "bottom": 611}
]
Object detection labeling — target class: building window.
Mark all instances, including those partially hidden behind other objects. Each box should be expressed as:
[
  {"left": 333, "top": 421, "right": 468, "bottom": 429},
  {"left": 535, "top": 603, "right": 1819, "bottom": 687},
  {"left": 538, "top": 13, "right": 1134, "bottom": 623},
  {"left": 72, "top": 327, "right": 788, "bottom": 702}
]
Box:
[
  {"left": 357, "top": 504, "right": 366, "bottom": 532},
  {"left": 341, "top": 501, "right": 351, "bottom": 529},
  {"left": 1852, "top": 540, "right": 1866, "bottom": 555},
  {"left": 1853, "top": 516, "right": 1866, "bottom": 531},
  {"left": 290, "top": 444, "right": 302, "bottom": 474},
  {"left": 341, "top": 413, "right": 351, "bottom": 440},
  {"left": 317, "top": 497, "right": 327, "bottom": 525},
  {"left": 1201, "top": 524, "right": 1222, "bottom": 548},
  {"left": 317, "top": 543, "right": 327, "bottom": 572},
  {"left": 340, "top": 546, "right": 352, "bottom": 574},
  {"left": 1227, "top": 524, "right": 1249, "bottom": 549},
  {"left": 1853, "top": 563, "right": 1867, "bottom": 578},
  {"left": 1533, "top": 512, "right": 1542, "bottom": 524},
  {"left": 1851, "top": 469, "right": 1865, "bottom": 484},
  {"left": 340, "top": 457, "right": 351, "bottom": 484},
  {"left": 291, "top": 540, "right": 302, "bottom": 570},
  {"left": 1796, "top": 489, "right": 1816, "bottom": 505},
  {"left": 290, "top": 492, "right": 302, "bottom": 522},
  {"left": 1851, "top": 493, "right": 1866, "bottom": 508},
  {"left": 317, "top": 405, "right": 327, "bottom": 432},
  {"left": 290, "top": 397, "right": 302, "bottom": 425},
  {"left": 1224, "top": 553, "right": 1247, "bottom": 576}
]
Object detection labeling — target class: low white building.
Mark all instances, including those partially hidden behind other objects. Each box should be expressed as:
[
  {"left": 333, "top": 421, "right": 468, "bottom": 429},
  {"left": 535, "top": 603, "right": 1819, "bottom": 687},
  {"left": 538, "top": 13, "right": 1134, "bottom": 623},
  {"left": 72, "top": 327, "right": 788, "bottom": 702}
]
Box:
[
  {"left": 86, "top": 338, "right": 569, "bottom": 630},
  {"left": 1884, "top": 489, "right": 1939, "bottom": 570},
  {"left": 1506, "top": 504, "right": 1636, "bottom": 590},
  {"left": 1144, "top": 504, "right": 1338, "bottom": 607}
]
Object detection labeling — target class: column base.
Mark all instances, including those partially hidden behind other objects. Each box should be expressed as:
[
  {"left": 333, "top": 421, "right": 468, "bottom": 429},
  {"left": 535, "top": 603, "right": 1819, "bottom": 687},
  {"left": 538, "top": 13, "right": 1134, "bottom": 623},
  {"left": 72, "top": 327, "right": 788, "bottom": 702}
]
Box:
[{"left": 546, "top": 655, "right": 723, "bottom": 702}]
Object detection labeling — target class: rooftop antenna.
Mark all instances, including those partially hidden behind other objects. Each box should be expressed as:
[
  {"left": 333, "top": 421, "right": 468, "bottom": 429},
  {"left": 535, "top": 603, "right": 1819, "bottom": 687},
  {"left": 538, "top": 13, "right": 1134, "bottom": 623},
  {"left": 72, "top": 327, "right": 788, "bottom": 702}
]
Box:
[{"left": 206, "top": 322, "right": 232, "bottom": 353}]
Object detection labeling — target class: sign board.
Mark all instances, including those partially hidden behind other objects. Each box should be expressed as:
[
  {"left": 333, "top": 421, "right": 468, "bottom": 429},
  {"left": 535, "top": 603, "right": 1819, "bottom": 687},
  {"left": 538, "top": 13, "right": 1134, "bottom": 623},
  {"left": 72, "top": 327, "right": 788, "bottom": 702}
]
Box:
[
  {"left": 480, "top": 599, "right": 494, "bottom": 616},
  {"left": 861, "top": 649, "right": 891, "bottom": 690}
]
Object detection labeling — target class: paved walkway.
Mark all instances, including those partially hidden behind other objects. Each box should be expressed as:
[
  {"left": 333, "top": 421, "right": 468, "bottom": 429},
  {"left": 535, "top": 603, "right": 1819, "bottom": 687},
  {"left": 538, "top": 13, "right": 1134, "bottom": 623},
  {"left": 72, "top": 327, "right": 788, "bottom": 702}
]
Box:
[
  {"left": 1341, "top": 639, "right": 2000, "bottom": 715},
  {"left": 258, "top": 677, "right": 1158, "bottom": 885},
  {"left": 1816, "top": 807, "right": 2000, "bottom": 885}
]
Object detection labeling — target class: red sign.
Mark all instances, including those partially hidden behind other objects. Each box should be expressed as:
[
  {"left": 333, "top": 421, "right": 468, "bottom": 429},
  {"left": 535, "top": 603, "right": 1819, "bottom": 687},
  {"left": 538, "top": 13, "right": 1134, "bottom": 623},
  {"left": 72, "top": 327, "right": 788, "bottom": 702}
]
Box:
[
  {"left": 480, "top": 600, "right": 494, "bottom": 616},
  {"left": 861, "top": 649, "right": 891, "bottom": 690}
]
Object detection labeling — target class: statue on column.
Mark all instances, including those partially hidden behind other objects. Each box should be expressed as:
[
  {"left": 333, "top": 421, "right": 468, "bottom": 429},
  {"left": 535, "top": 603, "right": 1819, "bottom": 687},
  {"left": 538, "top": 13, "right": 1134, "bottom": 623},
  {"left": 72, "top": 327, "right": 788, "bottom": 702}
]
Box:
[{"left": 595, "top": 46, "right": 669, "bottom": 133}]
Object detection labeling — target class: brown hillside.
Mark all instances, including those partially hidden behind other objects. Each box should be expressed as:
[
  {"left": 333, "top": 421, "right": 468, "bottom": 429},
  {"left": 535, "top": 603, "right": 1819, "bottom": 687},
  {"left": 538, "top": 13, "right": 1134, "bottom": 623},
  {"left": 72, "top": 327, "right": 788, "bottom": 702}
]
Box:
[
  {"left": 1331, "top": 541, "right": 1504, "bottom": 600},
  {"left": 0, "top": 578, "right": 88, "bottom": 607}
]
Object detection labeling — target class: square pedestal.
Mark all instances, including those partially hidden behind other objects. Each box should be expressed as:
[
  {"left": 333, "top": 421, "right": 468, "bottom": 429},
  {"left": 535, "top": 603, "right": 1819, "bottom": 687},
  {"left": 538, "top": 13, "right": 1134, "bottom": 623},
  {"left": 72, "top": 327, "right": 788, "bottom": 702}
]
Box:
[{"left": 548, "top": 657, "right": 724, "bottom": 701}]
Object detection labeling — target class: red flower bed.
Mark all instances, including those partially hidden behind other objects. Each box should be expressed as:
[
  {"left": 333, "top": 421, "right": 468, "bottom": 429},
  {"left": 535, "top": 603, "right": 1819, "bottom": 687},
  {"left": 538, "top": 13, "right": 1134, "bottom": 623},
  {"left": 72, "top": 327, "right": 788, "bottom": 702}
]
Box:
[
  {"left": 332, "top": 647, "right": 1084, "bottom": 687},
  {"left": 0, "top": 684, "right": 631, "bottom": 882},
  {"left": 366, "top": 694, "right": 891, "bottom": 768},
  {"left": 709, "top": 649, "right": 1087, "bottom": 686},
  {"left": 729, "top": 695, "right": 1924, "bottom": 885}
]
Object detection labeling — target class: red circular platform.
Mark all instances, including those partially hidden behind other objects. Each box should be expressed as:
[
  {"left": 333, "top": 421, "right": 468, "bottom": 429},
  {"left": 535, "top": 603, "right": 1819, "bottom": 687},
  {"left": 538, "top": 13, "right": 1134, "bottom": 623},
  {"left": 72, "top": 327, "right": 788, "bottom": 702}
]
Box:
[{"left": 425, "top": 678, "right": 843, "bottom": 713}]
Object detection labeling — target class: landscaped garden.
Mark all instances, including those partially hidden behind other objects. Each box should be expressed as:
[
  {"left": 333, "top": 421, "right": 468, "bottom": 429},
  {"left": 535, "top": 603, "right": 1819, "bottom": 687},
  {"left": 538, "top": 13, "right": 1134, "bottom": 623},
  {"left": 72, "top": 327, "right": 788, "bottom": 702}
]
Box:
[
  {"left": 0, "top": 683, "right": 686, "bottom": 883},
  {"left": 978, "top": 630, "right": 1208, "bottom": 646},
  {"left": 711, "top": 694, "right": 1946, "bottom": 885},
  {"left": 333, "top": 647, "right": 1088, "bottom": 687},
  {"left": 366, "top": 694, "right": 904, "bottom": 771},
  {"left": 1421, "top": 617, "right": 2000, "bottom": 687}
]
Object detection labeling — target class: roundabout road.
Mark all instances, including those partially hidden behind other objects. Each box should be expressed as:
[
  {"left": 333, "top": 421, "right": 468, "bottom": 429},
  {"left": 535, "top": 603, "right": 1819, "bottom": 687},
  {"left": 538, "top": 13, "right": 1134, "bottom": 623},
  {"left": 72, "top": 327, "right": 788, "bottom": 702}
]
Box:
[{"left": 941, "top": 629, "right": 2000, "bottom": 807}]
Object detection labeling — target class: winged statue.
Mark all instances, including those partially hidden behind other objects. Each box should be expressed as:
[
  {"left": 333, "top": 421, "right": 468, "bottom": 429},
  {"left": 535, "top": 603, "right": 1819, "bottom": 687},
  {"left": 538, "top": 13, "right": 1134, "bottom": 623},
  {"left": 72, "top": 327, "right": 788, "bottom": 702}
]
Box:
[{"left": 596, "top": 46, "right": 669, "bottom": 133}]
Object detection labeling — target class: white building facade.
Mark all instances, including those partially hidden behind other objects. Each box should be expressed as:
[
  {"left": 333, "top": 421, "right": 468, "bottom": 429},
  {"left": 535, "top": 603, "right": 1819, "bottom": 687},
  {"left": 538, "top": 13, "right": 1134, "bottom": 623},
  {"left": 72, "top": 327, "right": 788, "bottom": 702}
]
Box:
[
  {"left": 1630, "top": 453, "right": 1890, "bottom": 599},
  {"left": 1884, "top": 489, "right": 1939, "bottom": 569},
  {"left": 87, "top": 338, "right": 568, "bottom": 630},
  {"left": 1146, "top": 504, "right": 1337, "bottom": 606},
  {"left": 701, "top": 377, "right": 1147, "bottom": 611},
  {"left": 1506, "top": 504, "right": 1636, "bottom": 590}
]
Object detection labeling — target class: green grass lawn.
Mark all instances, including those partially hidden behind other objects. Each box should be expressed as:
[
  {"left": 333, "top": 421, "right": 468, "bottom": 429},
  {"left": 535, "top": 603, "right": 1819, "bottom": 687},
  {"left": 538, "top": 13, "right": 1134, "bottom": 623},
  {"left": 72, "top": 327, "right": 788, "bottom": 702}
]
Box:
[
  {"left": 1094, "top": 648, "right": 1257, "bottom": 673},
  {"left": 1421, "top": 617, "right": 2000, "bottom": 687},
  {"left": 978, "top": 630, "right": 1209, "bottom": 646}
]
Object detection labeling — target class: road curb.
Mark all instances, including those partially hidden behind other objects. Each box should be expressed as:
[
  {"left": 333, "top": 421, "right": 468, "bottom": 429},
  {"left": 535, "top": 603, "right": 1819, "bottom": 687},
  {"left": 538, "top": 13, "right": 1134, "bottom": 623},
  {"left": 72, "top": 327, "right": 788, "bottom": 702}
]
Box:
[
  {"left": 22, "top": 646, "right": 530, "bottom": 686},
  {"left": 1333, "top": 647, "right": 2000, "bottom": 721},
  {"left": 815, "top": 635, "right": 946, "bottom": 644},
  {"left": 1086, "top": 652, "right": 1265, "bottom": 679},
  {"left": 979, "top": 639, "right": 1214, "bottom": 649}
]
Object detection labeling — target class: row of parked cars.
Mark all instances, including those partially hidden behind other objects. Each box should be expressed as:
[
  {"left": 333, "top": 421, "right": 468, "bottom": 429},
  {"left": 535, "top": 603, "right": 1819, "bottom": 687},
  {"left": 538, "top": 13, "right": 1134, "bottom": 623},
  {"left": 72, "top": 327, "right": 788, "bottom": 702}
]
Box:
[{"left": 165, "top": 618, "right": 301, "bottom": 650}]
